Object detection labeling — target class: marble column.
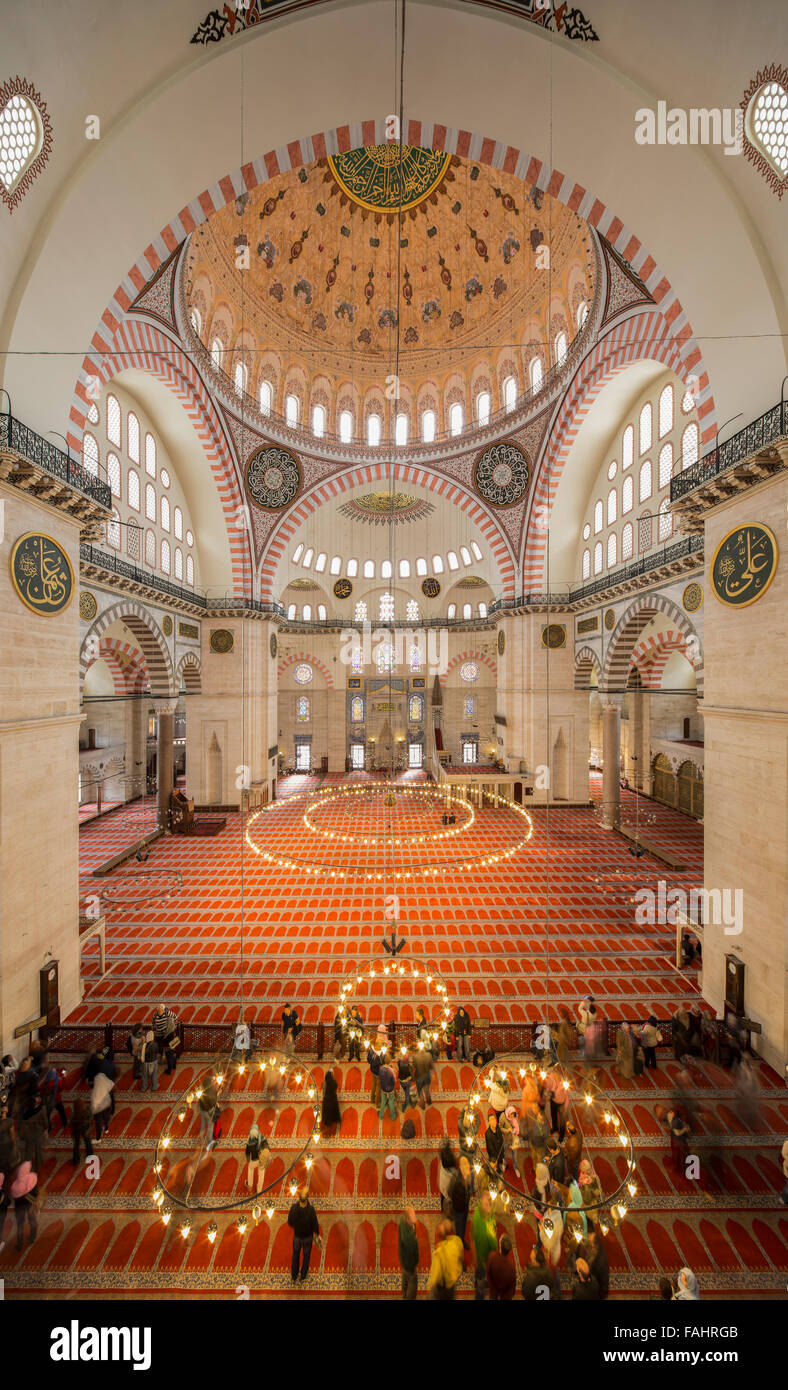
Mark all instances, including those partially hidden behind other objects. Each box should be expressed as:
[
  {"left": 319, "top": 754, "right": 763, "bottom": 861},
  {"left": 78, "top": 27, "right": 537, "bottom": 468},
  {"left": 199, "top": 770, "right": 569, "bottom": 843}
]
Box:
[
  {"left": 600, "top": 699, "right": 622, "bottom": 830},
  {"left": 155, "top": 701, "right": 177, "bottom": 831}
]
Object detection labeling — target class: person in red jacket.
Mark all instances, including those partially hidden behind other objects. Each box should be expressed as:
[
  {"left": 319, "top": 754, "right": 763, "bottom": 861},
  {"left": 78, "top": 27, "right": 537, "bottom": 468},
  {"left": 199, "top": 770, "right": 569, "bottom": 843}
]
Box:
[{"left": 486, "top": 1234, "right": 516, "bottom": 1300}]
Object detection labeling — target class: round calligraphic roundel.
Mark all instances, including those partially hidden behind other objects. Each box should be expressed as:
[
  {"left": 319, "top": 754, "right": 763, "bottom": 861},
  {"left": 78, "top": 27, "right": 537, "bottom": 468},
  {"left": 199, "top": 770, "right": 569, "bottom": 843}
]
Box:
[
  {"left": 270, "top": 632, "right": 278, "bottom": 659},
  {"left": 11, "top": 532, "right": 74, "bottom": 616},
  {"left": 711, "top": 523, "right": 778, "bottom": 608},
  {"left": 541, "top": 624, "right": 567, "bottom": 649},
  {"left": 246, "top": 446, "right": 301, "bottom": 510},
  {"left": 682, "top": 582, "right": 704, "bottom": 614},
  {"left": 333, "top": 577, "right": 353, "bottom": 600},
  {"left": 162, "top": 615, "right": 173, "bottom": 637},
  {"left": 474, "top": 440, "right": 529, "bottom": 507},
  {"left": 79, "top": 590, "right": 98, "bottom": 622},
  {"left": 209, "top": 628, "right": 234, "bottom": 654},
  {"left": 497, "top": 629, "right": 505, "bottom": 656},
  {"left": 421, "top": 576, "right": 441, "bottom": 599},
  {"left": 604, "top": 608, "right": 617, "bottom": 631}
]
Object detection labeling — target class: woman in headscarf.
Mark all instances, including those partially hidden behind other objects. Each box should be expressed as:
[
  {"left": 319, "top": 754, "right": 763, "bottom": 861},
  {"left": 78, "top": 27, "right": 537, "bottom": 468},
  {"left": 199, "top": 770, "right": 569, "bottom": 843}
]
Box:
[
  {"left": 539, "top": 1203, "right": 564, "bottom": 1272},
  {"left": 615, "top": 1022, "right": 635, "bottom": 1081},
  {"left": 673, "top": 1267, "right": 700, "bottom": 1300},
  {"left": 669, "top": 1105, "right": 691, "bottom": 1170},
  {"left": 519, "top": 1069, "right": 541, "bottom": 1117},
  {"left": 321, "top": 1068, "right": 340, "bottom": 1130},
  {"left": 484, "top": 1111, "right": 506, "bottom": 1176},
  {"left": 577, "top": 1158, "right": 603, "bottom": 1220},
  {"left": 563, "top": 1180, "right": 588, "bottom": 1248},
  {"left": 563, "top": 1121, "right": 583, "bottom": 1180},
  {"left": 488, "top": 1073, "right": 510, "bottom": 1121},
  {"left": 531, "top": 1161, "right": 551, "bottom": 1221},
  {"left": 556, "top": 1009, "right": 575, "bottom": 1065}
]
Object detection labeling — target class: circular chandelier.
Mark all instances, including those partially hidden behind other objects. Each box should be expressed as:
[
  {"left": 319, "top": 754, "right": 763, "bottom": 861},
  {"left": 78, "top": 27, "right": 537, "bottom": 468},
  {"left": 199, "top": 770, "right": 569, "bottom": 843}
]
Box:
[
  {"left": 97, "top": 867, "right": 183, "bottom": 913},
  {"left": 460, "top": 1056, "right": 638, "bottom": 1235},
  {"left": 151, "top": 1047, "right": 322, "bottom": 1233},
  {"left": 245, "top": 782, "right": 533, "bottom": 880},
  {"left": 336, "top": 955, "right": 454, "bottom": 1048}
]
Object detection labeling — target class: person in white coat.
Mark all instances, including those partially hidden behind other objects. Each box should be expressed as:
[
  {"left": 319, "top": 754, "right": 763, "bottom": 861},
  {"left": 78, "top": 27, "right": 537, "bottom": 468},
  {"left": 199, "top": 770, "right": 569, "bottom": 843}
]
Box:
[{"left": 90, "top": 1069, "right": 114, "bottom": 1142}]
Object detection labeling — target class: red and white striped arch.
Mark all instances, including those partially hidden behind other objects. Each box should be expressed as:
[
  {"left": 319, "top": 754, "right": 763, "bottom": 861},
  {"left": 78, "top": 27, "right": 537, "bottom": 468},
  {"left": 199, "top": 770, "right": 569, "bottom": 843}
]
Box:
[
  {"left": 278, "top": 652, "right": 335, "bottom": 688},
  {"left": 260, "top": 461, "right": 515, "bottom": 601},
  {"left": 522, "top": 309, "right": 711, "bottom": 590},
  {"left": 99, "top": 636, "right": 149, "bottom": 694},
  {"left": 68, "top": 119, "right": 716, "bottom": 596},
  {"left": 439, "top": 649, "right": 498, "bottom": 686},
  {"left": 628, "top": 629, "right": 694, "bottom": 688}
]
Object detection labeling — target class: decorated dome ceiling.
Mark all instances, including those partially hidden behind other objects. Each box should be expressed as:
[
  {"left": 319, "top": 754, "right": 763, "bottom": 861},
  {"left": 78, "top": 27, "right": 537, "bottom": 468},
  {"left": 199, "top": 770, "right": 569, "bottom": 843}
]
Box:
[{"left": 185, "top": 144, "right": 596, "bottom": 424}]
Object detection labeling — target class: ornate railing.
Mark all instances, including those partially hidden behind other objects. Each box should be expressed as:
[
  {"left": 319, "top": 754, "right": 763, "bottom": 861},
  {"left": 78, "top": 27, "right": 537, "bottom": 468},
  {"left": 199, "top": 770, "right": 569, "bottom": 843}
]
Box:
[
  {"left": 0, "top": 411, "right": 112, "bottom": 510},
  {"left": 489, "top": 536, "right": 704, "bottom": 616},
  {"left": 79, "top": 544, "right": 285, "bottom": 617},
  {"left": 670, "top": 400, "right": 787, "bottom": 501}
]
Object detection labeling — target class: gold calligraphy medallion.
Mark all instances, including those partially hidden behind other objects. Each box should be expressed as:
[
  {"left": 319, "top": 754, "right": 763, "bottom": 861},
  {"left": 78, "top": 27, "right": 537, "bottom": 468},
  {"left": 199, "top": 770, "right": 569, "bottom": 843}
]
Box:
[
  {"left": 10, "top": 532, "right": 74, "bottom": 615},
  {"left": 711, "top": 523, "right": 778, "bottom": 608}
]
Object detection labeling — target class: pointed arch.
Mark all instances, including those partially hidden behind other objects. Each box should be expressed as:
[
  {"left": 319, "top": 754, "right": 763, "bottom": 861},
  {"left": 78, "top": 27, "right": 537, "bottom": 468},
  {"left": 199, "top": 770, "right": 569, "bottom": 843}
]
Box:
[
  {"left": 628, "top": 629, "right": 696, "bottom": 688},
  {"left": 600, "top": 594, "right": 703, "bottom": 697},
  {"left": 80, "top": 600, "right": 175, "bottom": 696},
  {"left": 176, "top": 650, "right": 202, "bottom": 693},
  {"left": 277, "top": 652, "right": 335, "bottom": 688},
  {"left": 438, "top": 649, "right": 498, "bottom": 686},
  {"left": 574, "top": 644, "right": 602, "bottom": 689}
]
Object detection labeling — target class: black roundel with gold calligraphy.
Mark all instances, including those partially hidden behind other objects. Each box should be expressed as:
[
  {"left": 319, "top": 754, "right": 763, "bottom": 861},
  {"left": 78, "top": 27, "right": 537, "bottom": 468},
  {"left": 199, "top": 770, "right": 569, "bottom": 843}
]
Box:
[
  {"left": 421, "top": 576, "right": 441, "bottom": 599},
  {"left": 711, "top": 523, "right": 778, "bottom": 609},
  {"left": 11, "top": 532, "right": 74, "bottom": 616},
  {"left": 333, "top": 577, "right": 352, "bottom": 600}
]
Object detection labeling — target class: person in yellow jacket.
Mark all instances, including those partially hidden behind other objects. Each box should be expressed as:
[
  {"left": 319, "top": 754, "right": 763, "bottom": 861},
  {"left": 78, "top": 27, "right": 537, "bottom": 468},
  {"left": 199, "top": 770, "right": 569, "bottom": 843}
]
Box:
[{"left": 428, "top": 1220, "right": 464, "bottom": 1300}]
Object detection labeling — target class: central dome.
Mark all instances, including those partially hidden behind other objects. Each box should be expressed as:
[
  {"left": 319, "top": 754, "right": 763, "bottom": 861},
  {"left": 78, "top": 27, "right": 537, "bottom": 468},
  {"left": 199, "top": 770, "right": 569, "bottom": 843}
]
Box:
[{"left": 185, "top": 144, "right": 596, "bottom": 441}]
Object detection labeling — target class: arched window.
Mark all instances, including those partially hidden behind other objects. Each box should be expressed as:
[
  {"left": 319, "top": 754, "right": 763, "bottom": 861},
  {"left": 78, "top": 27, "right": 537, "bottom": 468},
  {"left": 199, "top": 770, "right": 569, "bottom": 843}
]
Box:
[
  {"left": 127, "top": 468, "right": 140, "bottom": 511},
  {"left": 622, "top": 521, "right": 634, "bottom": 561},
  {"left": 302, "top": 605, "right": 312, "bottom": 621},
  {"left": 659, "top": 384, "right": 674, "bottom": 438},
  {"left": 211, "top": 339, "right": 223, "bottom": 369},
  {"left": 406, "top": 599, "right": 419, "bottom": 623},
  {"left": 409, "top": 695, "right": 424, "bottom": 722},
  {"left": 659, "top": 442, "right": 673, "bottom": 489},
  {"left": 301, "top": 547, "right": 313, "bottom": 568},
  {"left": 379, "top": 592, "right": 395, "bottom": 622},
  {"left": 421, "top": 409, "right": 436, "bottom": 443},
  {"left": 639, "top": 514, "right": 653, "bottom": 551},
  {"left": 576, "top": 300, "right": 588, "bottom": 328},
  {"left": 395, "top": 413, "right": 408, "bottom": 446},
  {"left": 174, "top": 548, "right": 183, "bottom": 580},
  {"left": 622, "top": 475, "right": 633, "bottom": 514},
  {"left": 329, "top": 555, "right": 341, "bottom": 574},
  {"left": 503, "top": 375, "right": 517, "bottom": 412},
  {"left": 354, "top": 601, "right": 367, "bottom": 622},
  {"left": 607, "top": 489, "right": 617, "bottom": 525},
  {"left": 529, "top": 357, "right": 543, "bottom": 393},
  {"left": 639, "top": 402, "right": 652, "bottom": 454},
  {"left": 314, "top": 552, "right": 326, "bottom": 573},
  {"left": 106, "top": 393, "right": 121, "bottom": 448},
  {"left": 351, "top": 696, "right": 364, "bottom": 723},
  {"left": 409, "top": 643, "right": 422, "bottom": 670},
  {"left": 381, "top": 559, "right": 392, "bottom": 580},
  {"left": 87, "top": 401, "right": 99, "bottom": 425},
  {"left": 449, "top": 402, "right": 464, "bottom": 436},
  {"left": 127, "top": 520, "right": 141, "bottom": 561},
  {"left": 107, "top": 509, "right": 121, "bottom": 549},
  {"left": 311, "top": 404, "right": 326, "bottom": 437},
  {"left": 174, "top": 506, "right": 183, "bottom": 541},
  {"left": 639, "top": 459, "right": 652, "bottom": 502},
  {"left": 285, "top": 394, "right": 299, "bottom": 427},
  {"left": 160, "top": 495, "right": 170, "bottom": 532},
  {"left": 746, "top": 78, "right": 788, "bottom": 180},
  {"left": 339, "top": 409, "right": 353, "bottom": 442},
  {"left": 186, "top": 554, "right": 194, "bottom": 586},
  {"left": 594, "top": 499, "right": 603, "bottom": 534},
  {"left": 476, "top": 391, "right": 491, "bottom": 425},
  {"left": 351, "top": 646, "right": 363, "bottom": 674},
  {"left": 582, "top": 548, "right": 590, "bottom": 579},
  {"left": 234, "top": 362, "right": 247, "bottom": 396},
  {"left": 594, "top": 541, "right": 603, "bottom": 575},
  {"left": 555, "top": 331, "right": 568, "bottom": 365},
  {"left": 416, "top": 557, "right": 427, "bottom": 575},
  {"left": 190, "top": 307, "right": 201, "bottom": 335},
  {"left": 607, "top": 532, "right": 617, "bottom": 568},
  {"left": 107, "top": 452, "right": 120, "bottom": 497},
  {"left": 471, "top": 541, "right": 483, "bottom": 561},
  {"left": 377, "top": 642, "right": 395, "bottom": 673},
  {"left": 145, "top": 482, "right": 156, "bottom": 521},
  {"left": 292, "top": 543, "right": 304, "bottom": 564},
  {"left": 82, "top": 432, "right": 99, "bottom": 477},
  {"left": 447, "top": 603, "right": 457, "bottom": 619},
  {"left": 127, "top": 412, "right": 140, "bottom": 463},
  {"left": 363, "top": 559, "right": 375, "bottom": 579},
  {"left": 622, "top": 424, "right": 634, "bottom": 470},
  {"left": 463, "top": 603, "right": 472, "bottom": 620},
  {"left": 259, "top": 380, "right": 272, "bottom": 415},
  {"left": 478, "top": 602, "right": 487, "bottom": 618},
  {"left": 145, "top": 529, "right": 155, "bottom": 567},
  {"left": 432, "top": 554, "right": 444, "bottom": 574},
  {"left": 287, "top": 603, "right": 296, "bottom": 620},
  {"left": 317, "top": 604, "right": 326, "bottom": 623},
  {"left": 161, "top": 538, "right": 170, "bottom": 574},
  {"left": 367, "top": 413, "right": 381, "bottom": 446},
  {"left": 399, "top": 558, "right": 411, "bottom": 578},
  {"left": 145, "top": 432, "right": 156, "bottom": 478},
  {"left": 346, "top": 558, "right": 358, "bottom": 577},
  {"left": 681, "top": 423, "right": 699, "bottom": 470},
  {"left": 447, "top": 550, "right": 459, "bottom": 571},
  {"left": 296, "top": 695, "right": 310, "bottom": 723},
  {"left": 658, "top": 497, "right": 673, "bottom": 541},
  {"left": 460, "top": 545, "right": 472, "bottom": 566}
]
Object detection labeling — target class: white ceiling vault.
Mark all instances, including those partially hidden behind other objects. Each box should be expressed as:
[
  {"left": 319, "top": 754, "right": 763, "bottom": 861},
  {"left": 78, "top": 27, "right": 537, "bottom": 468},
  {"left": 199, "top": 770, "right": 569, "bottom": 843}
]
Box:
[{"left": 1, "top": 0, "right": 785, "bottom": 598}]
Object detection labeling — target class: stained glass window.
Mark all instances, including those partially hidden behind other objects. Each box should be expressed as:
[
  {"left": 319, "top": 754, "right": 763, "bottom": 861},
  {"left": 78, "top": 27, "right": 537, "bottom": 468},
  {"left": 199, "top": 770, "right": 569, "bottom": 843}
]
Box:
[
  {"left": 296, "top": 695, "right": 310, "bottom": 722},
  {"left": 351, "top": 647, "right": 363, "bottom": 674},
  {"left": 377, "top": 643, "right": 395, "bottom": 673},
  {"left": 410, "top": 645, "right": 422, "bottom": 671},
  {"left": 351, "top": 696, "right": 364, "bottom": 723},
  {"left": 293, "top": 664, "right": 313, "bottom": 685},
  {"left": 464, "top": 695, "right": 476, "bottom": 719},
  {"left": 408, "top": 695, "right": 423, "bottom": 722},
  {"left": 460, "top": 661, "right": 480, "bottom": 683}
]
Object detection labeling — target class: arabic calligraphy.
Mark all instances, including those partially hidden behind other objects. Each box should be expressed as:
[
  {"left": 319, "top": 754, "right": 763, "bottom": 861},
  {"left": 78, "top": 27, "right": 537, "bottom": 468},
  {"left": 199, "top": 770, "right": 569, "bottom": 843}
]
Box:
[
  {"left": 11, "top": 532, "right": 74, "bottom": 615},
  {"left": 711, "top": 523, "right": 778, "bottom": 608},
  {"left": 327, "top": 145, "right": 453, "bottom": 213}
]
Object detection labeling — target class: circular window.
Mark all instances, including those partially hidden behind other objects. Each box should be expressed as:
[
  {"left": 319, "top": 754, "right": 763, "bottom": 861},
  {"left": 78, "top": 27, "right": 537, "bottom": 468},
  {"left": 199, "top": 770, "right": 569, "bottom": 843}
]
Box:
[
  {"left": 293, "top": 664, "right": 313, "bottom": 685},
  {"left": 460, "top": 661, "right": 480, "bottom": 683},
  {"left": 582, "top": 523, "right": 591, "bottom": 541},
  {"left": 607, "top": 460, "right": 617, "bottom": 480},
  {"left": 186, "top": 529, "right": 194, "bottom": 547},
  {"left": 160, "top": 468, "right": 171, "bottom": 488}
]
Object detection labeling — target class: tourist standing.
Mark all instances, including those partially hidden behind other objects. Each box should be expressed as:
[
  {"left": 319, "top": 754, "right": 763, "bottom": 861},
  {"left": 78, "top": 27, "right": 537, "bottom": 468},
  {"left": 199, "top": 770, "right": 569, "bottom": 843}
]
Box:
[
  {"left": 126, "top": 1024, "right": 144, "bottom": 1081},
  {"left": 287, "top": 1187, "right": 320, "bottom": 1284},
  {"left": 450, "top": 1156, "right": 473, "bottom": 1243},
  {"left": 673, "top": 1267, "right": 700, "bottom": 1300},
  {"left": 9, "top": 1161, "right": 38, "bottom": 1250},
  {"left": 321, "top": 1069, "right": 340, "bottom": 1130},
  {"left": 484, "top": 1111, "right": 506, "bottom": 1177},
  {"left": 197, "top": 1081, "right": 219, "bottom": 1148},
  {"left": 471, "top": 1191, "right": 497, "bottom": 1300},
  {"left": 347, "top": 1006, "right": 363, "bottom": 1062},
  {"left": 91, "top": 1067, "right": 114, "bottom": 1141},
  {"left": 413, "top": 1046, "right": 433, "bottom": 1109},
  {"left": 586, "top": 1228, "right": 609, "bottom": 1298},
  {"left": 332, "top": 1010, "right": 347, "bottom": 1060},
  {"left": 398, "top": 1205, "right": 419, "bottom": 1299},
  {"left": 245, "top": 1122, "right": 270, "bottom": 1193},
  {"left": 378, "top": 1058, "right": 398, "bottom": 1123},
  {"left": 19, "top": 1093, "right": 47, "bottom": 1171},
  {"left": 639, "top": 1015, "right": 662, "bottom": 1070},
  {"left": 487, "top": 1234, "right": 516, "bottom": 1300},
  {"left": 152, "top": 1003, "right": 179, "bottom": 1075},
  {"left": 453, "top": 1007, "right": 473, "bottom": 1061},
  {"left": 397, "top": 1051, "right": 416, "bottom": 1110},
  {"left": 41, "top": 1067, "right": 68, "bottom": 1134},
  {"left": 521, "top": 1243, "right": 556, "bottom": 1300},
  {"left": 140, "top": 1031, "right": 159, "bottom": 1092},
  {"left": 70, "top": 1098, "right": 93, "bottom": 1165},
  {"left": 428, "top": 1220, "right": 464, "bottom": 1300},
  {"left": 615, "top": 1022, "right": 635, "bottom": 1080}
]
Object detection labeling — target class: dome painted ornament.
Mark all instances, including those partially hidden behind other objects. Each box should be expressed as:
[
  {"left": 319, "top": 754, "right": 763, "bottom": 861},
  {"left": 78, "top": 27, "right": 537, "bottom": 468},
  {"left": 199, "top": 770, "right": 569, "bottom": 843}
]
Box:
[
  {"left": 474, "top": 441, "right": 529, "bottom": 507},
  {"left": 11, "top": 532, "right": 73, "bottom": 615},
  {"left": 333, "top": 577, "right": 353, "bottom": 600},
  {"left": 711, "top": 523, "right": 778, "bottom": 608},
  {"left": 246, "top": 446, "right": 301, "bottom": 510},
  {"left": 421, "top": 576, "right": 441, "bottom": 599}
]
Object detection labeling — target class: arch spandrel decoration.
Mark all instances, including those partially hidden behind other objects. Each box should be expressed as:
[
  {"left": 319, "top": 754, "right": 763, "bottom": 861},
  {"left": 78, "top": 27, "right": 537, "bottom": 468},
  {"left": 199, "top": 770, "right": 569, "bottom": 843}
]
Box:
[
  {"left": 599, "top": 593, "right": 703, "bottom": 698},
  {"left": 79, "top": 599, "right": 176, "bottom": 697}
]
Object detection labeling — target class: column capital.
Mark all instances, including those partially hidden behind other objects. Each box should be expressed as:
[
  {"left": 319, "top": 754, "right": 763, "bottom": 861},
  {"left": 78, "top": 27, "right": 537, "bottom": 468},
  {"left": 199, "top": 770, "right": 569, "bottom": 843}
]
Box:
[{"left": 153, "top": 699, "right": 178, "bottom": 717}]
